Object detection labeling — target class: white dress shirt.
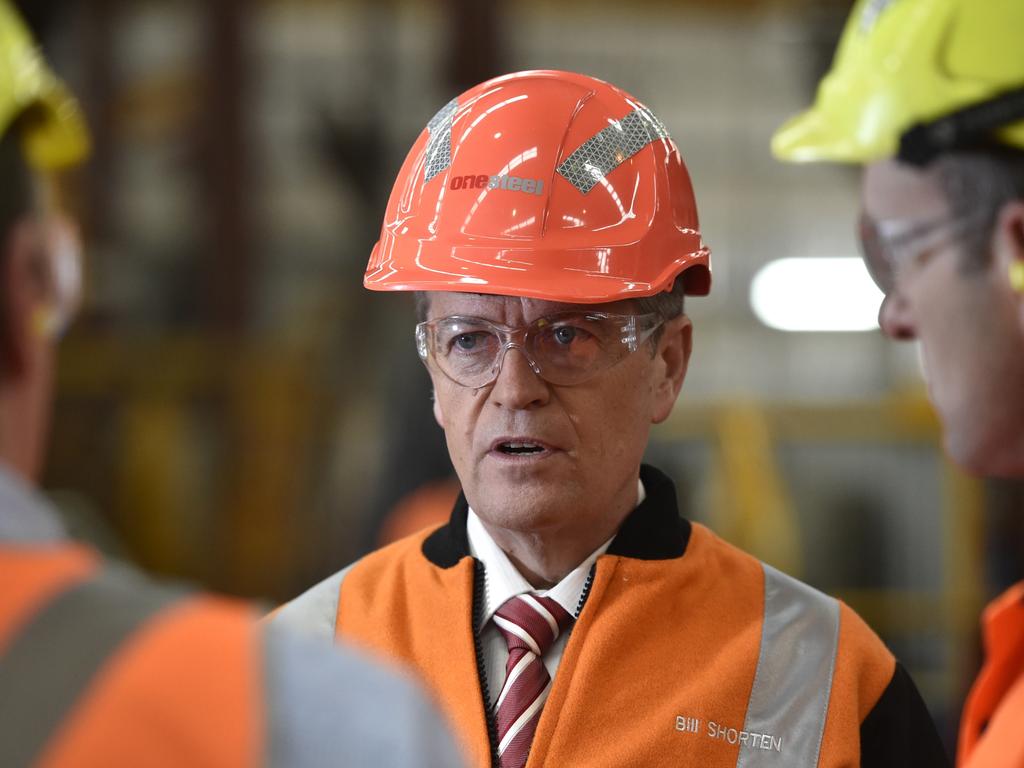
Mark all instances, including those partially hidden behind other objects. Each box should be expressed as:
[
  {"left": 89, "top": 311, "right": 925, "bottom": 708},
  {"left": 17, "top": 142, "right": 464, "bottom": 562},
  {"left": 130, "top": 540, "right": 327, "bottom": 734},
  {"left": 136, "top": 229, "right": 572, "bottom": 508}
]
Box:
[{"left": 466, "top": 479, "right": 645, "bottom": 705}]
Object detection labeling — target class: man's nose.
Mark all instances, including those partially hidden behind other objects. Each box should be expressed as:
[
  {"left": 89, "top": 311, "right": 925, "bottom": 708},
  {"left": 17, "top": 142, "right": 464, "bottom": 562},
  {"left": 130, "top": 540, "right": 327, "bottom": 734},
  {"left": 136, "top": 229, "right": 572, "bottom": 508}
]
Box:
[
  {"left": 877, "top": 291, "right": 917, "bottom": 340},
  {"left": 489, "top": 345, "right": 550, "bottom": 409}
]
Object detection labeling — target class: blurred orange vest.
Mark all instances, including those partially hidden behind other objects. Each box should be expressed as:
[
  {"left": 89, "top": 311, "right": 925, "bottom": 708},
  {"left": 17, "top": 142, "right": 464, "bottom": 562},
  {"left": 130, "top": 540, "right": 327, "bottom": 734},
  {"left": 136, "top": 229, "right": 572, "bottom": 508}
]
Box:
[
  {"left": 958, "top": 582, "right": 1024, "bottom": 768},
  {"left": 0, "top": 544, "right": 263, "bottom": 767}
]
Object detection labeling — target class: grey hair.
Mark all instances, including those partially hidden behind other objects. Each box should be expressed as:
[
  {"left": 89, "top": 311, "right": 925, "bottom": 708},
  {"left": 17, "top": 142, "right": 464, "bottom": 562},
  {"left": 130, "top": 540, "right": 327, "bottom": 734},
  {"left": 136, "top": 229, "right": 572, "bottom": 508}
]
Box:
[
  {"left": 413, "top": 276, "right": 686, "bottom": 327},
  {"left": 414, "top": 291, "right": 432, "bottom": 323},
  {"left": 631, "top": 277, "right": 687, "bottom": 331},
  {"left": 934, "top": 145, "right": 1024, "bottom": 272},
  {"left": 0, "top": 128, "right": 34, "bottom": 249}
]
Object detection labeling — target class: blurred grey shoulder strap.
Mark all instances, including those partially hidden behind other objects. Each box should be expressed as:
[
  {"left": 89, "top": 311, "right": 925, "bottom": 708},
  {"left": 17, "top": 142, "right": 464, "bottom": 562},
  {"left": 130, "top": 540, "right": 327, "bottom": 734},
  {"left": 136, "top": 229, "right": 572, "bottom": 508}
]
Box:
[{"left": 0, "top": 565, "right": 183, "bottom": 768}]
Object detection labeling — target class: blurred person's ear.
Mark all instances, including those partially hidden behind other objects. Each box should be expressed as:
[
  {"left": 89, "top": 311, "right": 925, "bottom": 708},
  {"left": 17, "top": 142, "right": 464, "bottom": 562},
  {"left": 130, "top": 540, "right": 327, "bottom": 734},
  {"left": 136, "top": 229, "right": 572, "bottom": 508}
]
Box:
[{"left": 0, "top": 216, "right": 50, "bottom": 381}]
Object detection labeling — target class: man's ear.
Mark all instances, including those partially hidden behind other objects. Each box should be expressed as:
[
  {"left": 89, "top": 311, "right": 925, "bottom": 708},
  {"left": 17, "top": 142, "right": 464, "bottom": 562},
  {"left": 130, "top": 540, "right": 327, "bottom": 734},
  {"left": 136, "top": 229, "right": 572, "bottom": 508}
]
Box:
[
  {"left": 994, "top": 200, "right": 1024, "bottom": 329},
  {"left": 0, "top": 218, "right": 45, "bottom": 380},
  {"left": 432, "top": 388, "right": 445, "bottom": 428},
  {"left": 651, "top": 314, "right": 692, "bottom": 425}
]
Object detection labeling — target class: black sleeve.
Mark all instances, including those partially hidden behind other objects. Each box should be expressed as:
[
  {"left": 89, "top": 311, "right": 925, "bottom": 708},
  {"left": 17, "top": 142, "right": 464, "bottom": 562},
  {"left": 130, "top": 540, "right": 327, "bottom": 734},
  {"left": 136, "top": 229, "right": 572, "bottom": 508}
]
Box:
[{"left": 859, "top": 662, "right": 951, "bottom": 767}]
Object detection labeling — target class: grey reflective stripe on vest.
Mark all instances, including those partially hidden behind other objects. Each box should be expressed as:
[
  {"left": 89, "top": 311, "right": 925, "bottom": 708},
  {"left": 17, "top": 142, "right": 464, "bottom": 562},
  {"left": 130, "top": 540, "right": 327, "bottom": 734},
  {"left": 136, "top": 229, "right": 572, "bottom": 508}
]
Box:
[
  {"left": 736, "top": 563, "right": 840, "bottom": 768},
  {"left": 269, "top": 561, "right": 355, "bottom": 642},
  {"left": 0, "top": 565, "right": 184, "bottom": 768}
]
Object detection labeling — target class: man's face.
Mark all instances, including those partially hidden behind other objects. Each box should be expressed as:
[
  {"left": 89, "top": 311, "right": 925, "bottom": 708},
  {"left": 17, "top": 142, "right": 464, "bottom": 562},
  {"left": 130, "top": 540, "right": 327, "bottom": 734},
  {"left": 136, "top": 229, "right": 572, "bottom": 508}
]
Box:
[
  {"left": 863, "top": 159, "right": 1024, "bottom": 475},
  {"left": 424, "top": 291, "right": 691, "bottom": 540}
]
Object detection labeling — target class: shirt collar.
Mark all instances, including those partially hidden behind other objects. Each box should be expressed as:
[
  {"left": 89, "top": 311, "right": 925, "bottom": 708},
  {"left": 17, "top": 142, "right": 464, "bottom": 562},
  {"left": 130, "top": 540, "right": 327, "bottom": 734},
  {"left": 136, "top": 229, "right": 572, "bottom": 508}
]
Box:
[
  {"left": 0, "top": 462, "right": 66, "bottom": 544},
  {"left": 466, "top": 478, "right": 645, "bottom": 628},
  {"left": 421, "top": 464, "right": 689, "bottom": 569}
]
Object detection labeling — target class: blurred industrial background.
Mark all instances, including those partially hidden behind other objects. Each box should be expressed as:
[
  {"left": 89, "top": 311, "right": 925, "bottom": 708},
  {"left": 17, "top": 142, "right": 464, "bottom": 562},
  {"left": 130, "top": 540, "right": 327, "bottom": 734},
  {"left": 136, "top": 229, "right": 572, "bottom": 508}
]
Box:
[{"left": 18, "top": 0, "right": 1023, "bottom": 753}]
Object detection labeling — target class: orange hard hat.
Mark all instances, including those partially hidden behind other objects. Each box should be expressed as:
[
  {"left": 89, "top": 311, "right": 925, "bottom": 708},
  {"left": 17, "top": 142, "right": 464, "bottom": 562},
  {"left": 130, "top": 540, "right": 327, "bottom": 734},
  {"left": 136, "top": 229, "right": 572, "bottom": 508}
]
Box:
[{"left": 364, "top": 70, "right": 711, "bottom": 304}]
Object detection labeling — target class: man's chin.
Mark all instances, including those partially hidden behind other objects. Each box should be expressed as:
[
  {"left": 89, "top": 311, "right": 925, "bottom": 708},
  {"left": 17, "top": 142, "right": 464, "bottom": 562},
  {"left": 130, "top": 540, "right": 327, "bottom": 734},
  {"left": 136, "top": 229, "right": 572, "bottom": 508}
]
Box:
[
  {"left": 942, "top": 415, "right": 1001, "bottom": 476},
  {"left": 467, "top": 480, "right": 579, "bottom": 534},
  {"left": 945, "top": 425, "right": 1024, "bottom": 478}
]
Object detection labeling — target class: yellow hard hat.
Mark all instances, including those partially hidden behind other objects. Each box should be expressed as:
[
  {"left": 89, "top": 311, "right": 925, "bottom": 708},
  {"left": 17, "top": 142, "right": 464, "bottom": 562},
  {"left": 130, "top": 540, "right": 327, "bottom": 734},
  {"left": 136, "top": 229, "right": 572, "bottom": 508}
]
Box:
[
  {"left": 0, "top": 0, "right": 89, "bottom": 170},
  {"left": 772, "top": 0, "right": 1024, "bottom": 164}
]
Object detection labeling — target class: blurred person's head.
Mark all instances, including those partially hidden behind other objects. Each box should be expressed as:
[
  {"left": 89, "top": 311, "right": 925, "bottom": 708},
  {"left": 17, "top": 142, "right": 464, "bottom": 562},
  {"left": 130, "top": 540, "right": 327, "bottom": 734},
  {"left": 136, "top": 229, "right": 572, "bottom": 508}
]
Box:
[
  {"left": 773, "top": 0, "right": 1024, "bottom": 477},
  {"left": 0, "top": 0, "right": 89, "bottom": 483},
  {"left": 363, "top": 70, "right": 711, "bottom": 581}
]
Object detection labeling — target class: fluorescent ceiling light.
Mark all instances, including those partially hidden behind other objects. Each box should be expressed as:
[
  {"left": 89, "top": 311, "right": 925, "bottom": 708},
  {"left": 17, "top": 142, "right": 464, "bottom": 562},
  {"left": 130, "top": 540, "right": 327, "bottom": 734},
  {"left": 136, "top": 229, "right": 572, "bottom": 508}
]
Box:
[{"left": 750, "top": 258, "right": 884, "bottom": 332}]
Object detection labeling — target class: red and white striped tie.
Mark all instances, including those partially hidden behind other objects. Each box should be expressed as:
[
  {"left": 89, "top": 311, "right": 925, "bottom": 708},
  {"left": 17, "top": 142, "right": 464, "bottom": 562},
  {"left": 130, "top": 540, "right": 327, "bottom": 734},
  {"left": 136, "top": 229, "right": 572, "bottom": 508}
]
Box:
[{"left": 492, "top": 593, "right": 573, "bottom": 768}]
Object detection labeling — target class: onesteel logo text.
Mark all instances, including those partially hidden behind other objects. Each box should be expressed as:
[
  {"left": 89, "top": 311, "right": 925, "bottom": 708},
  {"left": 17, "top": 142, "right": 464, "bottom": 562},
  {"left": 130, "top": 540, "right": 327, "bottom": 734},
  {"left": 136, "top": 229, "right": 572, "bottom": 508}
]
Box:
[{"left": 449, "top": 173, "right": 544, "bottom": 196}]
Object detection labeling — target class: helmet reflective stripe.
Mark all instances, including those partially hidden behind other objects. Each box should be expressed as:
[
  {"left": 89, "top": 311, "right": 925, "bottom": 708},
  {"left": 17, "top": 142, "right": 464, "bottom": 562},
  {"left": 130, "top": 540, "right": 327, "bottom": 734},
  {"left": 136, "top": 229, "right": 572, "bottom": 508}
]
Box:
[
  {"left": 557, "top": 106, "right": 672, "bottom": 195},
  {"left": 423, "top": 97, "right": 458, "bottom": 184},
  {"left": 858, "top": 0, "right": 898, "bottom": 34}
]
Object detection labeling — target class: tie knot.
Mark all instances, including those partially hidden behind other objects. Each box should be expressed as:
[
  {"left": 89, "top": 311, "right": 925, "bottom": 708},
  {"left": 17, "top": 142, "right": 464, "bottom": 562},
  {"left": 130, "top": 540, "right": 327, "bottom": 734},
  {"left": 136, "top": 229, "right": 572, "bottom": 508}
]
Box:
[{"left": 493, "top": 593, "right": 573, "bottom": 657}]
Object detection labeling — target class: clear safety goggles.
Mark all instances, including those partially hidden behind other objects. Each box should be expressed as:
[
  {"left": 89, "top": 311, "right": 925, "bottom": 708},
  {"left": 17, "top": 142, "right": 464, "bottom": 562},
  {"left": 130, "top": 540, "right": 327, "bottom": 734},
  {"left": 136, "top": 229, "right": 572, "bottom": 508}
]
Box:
[
  {"left": 857, "top": 209, "right": 990, "bottom": 294},
  {"left": 415, "top": 311, "right": 664, "bottom": 388}
]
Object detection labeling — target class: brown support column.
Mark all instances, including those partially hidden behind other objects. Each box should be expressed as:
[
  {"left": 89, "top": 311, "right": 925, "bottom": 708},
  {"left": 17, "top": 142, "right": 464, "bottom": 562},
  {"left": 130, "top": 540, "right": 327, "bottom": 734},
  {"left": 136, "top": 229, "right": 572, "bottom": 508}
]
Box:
[
  {"left": 197, "top": 1, "right": 257, "bottom": 594},
  {"left": 78, "top": 0, "right": 117, "bottom": 254},
  {"left": 199, "top": 0, "right": 251, "bottom": 335},
  {"left": 444, "top": 0, "right": 504, "bottom": 93}
]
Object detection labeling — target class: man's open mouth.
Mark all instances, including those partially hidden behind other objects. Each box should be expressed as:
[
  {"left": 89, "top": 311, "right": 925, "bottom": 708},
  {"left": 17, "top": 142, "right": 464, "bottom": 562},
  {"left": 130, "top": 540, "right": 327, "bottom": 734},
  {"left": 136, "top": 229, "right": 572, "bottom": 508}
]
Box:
[{"left": 496, "top": 441, "right": 546, "bottom": 455}]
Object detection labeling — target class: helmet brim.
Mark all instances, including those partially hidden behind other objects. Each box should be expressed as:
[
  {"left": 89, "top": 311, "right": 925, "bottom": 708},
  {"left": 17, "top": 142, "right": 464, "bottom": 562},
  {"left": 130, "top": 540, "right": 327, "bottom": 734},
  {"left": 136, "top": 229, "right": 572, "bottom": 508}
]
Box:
[{"left": 365, "top": 240, "right": 711, "bottom": 302}]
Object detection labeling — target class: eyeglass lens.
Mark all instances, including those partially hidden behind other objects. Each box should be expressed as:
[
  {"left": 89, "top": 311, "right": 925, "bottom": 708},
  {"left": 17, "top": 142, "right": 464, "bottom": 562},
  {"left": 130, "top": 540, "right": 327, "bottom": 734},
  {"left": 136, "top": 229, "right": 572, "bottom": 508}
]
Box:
[{"left": 424, "top": 312, "right": 657, "bottom": 387}]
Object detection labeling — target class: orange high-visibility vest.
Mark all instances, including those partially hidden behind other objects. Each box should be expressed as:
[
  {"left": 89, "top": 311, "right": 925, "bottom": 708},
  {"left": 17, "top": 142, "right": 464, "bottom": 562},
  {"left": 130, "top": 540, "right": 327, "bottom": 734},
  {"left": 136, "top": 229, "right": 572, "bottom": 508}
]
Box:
[
  {"left": 958, "top": 582, "right": 1024, "bottom": 768},
  {"left": 0, "top": 544, "right": 262, "bottom": 768},
  {"left": 279, "top": 464, "right": 949, "bottom": 767}
]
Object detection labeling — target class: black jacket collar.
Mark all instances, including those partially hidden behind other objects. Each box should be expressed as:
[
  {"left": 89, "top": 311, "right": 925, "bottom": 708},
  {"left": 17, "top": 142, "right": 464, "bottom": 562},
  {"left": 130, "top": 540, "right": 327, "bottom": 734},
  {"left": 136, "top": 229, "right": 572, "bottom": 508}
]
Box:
[{"left": 422, "top": 464, "right": 691, "bottom": 568}]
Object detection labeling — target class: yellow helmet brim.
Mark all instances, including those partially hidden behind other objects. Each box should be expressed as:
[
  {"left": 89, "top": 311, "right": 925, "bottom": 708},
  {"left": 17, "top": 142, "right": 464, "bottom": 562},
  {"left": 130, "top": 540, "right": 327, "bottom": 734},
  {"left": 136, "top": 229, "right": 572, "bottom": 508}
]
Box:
[
  {"left": 0, "top": 0, "right": 90, "bottom": 170},
  {"left": 772, "top": 0, "right": 1024, "bottom": 166},
  {"left": 771, "top": 106, "right": 893, "bottom": 165}
]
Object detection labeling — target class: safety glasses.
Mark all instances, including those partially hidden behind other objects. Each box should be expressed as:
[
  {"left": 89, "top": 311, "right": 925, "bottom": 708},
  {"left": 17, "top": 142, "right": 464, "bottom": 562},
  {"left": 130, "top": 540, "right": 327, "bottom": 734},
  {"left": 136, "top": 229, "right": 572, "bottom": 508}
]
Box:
[
  {"left": 415, "top": 311, "right": 664, "bottom": 388},
  {"left": 857, "top": 209, "right": 989, "bottom": 294}
]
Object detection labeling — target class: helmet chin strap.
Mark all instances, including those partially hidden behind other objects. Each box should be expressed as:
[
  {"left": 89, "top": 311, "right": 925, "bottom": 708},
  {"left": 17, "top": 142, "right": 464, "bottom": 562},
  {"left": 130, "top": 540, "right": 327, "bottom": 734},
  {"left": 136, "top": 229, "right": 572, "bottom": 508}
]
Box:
[{"left": 898, "top": 84, "right": 1024, "bottom": 166}]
